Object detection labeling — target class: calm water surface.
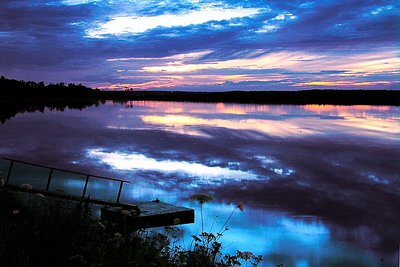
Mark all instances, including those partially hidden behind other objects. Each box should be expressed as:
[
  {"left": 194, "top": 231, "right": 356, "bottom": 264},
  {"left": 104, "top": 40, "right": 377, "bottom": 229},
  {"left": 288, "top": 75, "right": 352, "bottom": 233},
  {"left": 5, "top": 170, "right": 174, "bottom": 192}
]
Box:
[{"left": 0, "top": 101, "right": 399, "bottom": 267}]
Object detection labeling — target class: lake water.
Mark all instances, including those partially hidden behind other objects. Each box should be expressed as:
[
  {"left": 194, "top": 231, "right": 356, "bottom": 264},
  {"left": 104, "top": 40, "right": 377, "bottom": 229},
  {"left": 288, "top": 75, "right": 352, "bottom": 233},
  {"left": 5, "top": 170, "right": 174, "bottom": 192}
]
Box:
[{"left": 0, "top": 101, "right": 399, "bottom": 266}]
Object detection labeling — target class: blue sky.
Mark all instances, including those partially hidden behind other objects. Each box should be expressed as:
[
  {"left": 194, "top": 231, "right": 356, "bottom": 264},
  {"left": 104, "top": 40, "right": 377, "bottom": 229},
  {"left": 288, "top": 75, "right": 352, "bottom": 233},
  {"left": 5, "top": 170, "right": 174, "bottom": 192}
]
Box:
[{"left": 0, "top": 0, "right": 398, "bottom": 91}]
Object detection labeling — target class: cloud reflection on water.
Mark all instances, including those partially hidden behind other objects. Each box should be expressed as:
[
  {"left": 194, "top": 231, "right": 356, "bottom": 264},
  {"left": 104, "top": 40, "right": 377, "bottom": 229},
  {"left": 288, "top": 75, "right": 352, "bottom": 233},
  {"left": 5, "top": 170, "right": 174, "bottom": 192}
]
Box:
[
  {"left": 138, "top": 112, "right": 398, "bottom": 141},
  {"left": 141, "top": 114, "right": 317, "bottom": 137},
  {"left": 88, "top": 149, "right": 259, "bottom": 183},
  {"left": 109, "top": 101, "right": 400, "bottom": 142}
]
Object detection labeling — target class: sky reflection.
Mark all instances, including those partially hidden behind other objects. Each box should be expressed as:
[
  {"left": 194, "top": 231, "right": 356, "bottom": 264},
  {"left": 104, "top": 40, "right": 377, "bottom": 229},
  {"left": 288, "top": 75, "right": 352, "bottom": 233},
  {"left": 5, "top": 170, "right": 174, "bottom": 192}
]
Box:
[
  {"left": 136, "top": 103, "right": 399, "bottom": 141},
  {"left": 0, "top": 102, "right": 399, "bottom": 266},
  {"left": 88, "top": 149, "right": 259, "bottom": 183}
]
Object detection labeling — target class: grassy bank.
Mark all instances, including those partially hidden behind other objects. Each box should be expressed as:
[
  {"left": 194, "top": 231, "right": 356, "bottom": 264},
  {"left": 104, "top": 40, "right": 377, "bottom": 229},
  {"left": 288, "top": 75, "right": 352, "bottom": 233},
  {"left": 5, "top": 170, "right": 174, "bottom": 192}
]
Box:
[{"left": 0, "top": 187, "right": 262, "bottom": 267}]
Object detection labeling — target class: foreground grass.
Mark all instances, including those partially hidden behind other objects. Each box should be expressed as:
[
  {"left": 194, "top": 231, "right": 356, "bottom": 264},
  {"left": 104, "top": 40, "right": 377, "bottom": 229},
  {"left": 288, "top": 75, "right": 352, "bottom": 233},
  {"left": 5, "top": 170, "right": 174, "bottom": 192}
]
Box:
[{"left": 0, "top": 188, "right": 261, "bottom": 267}]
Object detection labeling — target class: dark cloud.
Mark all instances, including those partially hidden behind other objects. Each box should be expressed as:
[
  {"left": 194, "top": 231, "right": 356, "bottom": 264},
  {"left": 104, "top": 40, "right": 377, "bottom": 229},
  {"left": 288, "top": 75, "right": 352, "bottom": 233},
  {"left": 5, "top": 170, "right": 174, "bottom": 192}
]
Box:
[{"left": 269, "top": 0, "right": 399, "bottom": 47}]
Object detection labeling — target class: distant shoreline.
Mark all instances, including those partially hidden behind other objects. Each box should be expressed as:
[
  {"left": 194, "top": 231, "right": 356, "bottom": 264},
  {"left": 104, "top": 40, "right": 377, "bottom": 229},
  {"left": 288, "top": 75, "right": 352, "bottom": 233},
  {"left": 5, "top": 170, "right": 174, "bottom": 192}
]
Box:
[
  {"left": 1, "top": 76, "right": 399, "bottom": 106},
  {"left": 2, "top": 89, "right": 400, "bottom": 106},
  {"left": 100, "top": 90, "right": 400, "bottom": 106}
]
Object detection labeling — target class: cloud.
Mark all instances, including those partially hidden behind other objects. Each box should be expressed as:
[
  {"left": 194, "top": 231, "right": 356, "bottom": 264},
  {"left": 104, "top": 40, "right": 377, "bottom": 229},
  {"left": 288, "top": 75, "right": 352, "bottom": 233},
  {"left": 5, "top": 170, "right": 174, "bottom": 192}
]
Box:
[
  {"left": 61, "top": 0, "right": 100, "bottom": 5},
  {"left": 86, "top": 7, "right": 260, "bottom": 38},
  {"left": 135, "top": 48, "right": 398, "bottom": 76},
  {"left": 140, "top": 50, "right": 322, "bottom": 73},
  {"left": 97, "top": 46, "right": 398, "bottom": 90}
]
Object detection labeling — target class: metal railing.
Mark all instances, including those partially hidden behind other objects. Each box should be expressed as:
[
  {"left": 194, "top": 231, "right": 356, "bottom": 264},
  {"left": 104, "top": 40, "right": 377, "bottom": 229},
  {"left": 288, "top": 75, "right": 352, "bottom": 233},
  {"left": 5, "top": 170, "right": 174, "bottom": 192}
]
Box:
[{"left": 3, "top": 157, "right": 130, "bottom": 204}]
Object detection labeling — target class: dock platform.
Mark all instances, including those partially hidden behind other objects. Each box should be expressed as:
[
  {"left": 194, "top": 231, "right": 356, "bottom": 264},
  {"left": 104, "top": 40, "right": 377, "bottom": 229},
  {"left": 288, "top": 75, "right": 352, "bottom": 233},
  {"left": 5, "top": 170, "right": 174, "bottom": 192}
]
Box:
[
  {"left": 102, "top": 201, "right": 194, "bottom": 229},
  {"left": 1, "top": 157, "right": 195, "bottom": 229}
]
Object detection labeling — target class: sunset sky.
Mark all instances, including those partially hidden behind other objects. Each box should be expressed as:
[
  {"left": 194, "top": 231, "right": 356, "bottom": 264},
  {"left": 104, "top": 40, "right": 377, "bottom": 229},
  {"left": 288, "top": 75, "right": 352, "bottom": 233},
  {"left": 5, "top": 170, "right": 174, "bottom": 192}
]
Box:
[{"left": 0, "top": 0, "right": 398, "bottom": 91}]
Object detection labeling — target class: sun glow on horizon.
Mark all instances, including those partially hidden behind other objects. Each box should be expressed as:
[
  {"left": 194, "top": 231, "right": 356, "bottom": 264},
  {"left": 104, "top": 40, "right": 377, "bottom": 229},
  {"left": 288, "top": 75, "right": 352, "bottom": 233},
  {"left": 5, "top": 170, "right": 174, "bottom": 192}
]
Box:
[
  {"left": 97, "top": 47, "right": 399, "bottom": 90},
  {"left": 294, "top": 81, "right": 392, "bottom": 87}
]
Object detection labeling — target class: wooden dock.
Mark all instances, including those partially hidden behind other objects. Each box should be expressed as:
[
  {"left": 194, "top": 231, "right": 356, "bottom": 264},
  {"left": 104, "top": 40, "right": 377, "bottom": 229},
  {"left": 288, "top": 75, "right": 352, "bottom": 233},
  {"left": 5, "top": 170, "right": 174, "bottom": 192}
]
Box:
[
  {"left": 1, "top": 157, "right": 194, "bottom": 229},
  {"left": 102, "top": 201, "right": 194, "bottom": 229}
]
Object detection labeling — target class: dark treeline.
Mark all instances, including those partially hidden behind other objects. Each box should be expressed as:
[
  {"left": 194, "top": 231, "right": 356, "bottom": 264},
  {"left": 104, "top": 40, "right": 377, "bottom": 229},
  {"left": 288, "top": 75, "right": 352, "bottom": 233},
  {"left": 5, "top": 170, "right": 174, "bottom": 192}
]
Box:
[
  {"left": 0, "top": 76, "right": 103, "bottom": 123},
  {"left": 0, "top": 76, "right": 95, "bottom": 100},
  {"left": 1, "top": 76, "right": 399, "bottom": 122},
  {"left": 2, "top": 75, "right": 399, "bottom": 105}
]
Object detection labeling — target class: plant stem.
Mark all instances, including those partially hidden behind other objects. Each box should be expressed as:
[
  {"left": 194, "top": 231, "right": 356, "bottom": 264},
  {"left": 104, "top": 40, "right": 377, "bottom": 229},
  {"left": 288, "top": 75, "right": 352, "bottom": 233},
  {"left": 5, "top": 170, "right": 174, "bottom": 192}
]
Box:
[
  {"left": 200, "top": 203, "right": 204, "bottom": 233},
  {"left": 218, "top": 206, "right": 236, "bottom": 235},
  {"left": 209, "top": 216, "right": 218, "bottom": 232}
]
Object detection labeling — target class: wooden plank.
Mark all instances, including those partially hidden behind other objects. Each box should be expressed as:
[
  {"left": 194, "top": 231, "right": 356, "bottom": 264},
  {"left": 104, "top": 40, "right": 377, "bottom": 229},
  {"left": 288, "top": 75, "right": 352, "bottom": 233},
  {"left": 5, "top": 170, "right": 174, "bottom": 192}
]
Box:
[{"left": 101, "top": 201, "right": 195, "bottom": 229}]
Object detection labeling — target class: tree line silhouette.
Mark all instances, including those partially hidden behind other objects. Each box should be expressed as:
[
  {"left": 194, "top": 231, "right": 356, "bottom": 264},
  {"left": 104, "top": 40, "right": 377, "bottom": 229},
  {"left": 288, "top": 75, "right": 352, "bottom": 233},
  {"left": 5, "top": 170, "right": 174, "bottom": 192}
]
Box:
[
  {"left": 0, "top": 76, "right": 97, "bottom": 100},
  {"left": 1, "top": 75, "right": 399, "bottom": 123},
  {"left": 0, "top": 76, "right": 103, "bottom": 123}
]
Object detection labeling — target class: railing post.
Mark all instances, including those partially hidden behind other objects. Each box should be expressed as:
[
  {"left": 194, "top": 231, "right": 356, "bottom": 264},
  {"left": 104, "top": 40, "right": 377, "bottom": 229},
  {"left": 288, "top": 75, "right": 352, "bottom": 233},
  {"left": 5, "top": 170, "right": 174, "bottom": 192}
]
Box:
[
  {"left": 82, "top": 175, "right": 90, "bottom": 198},
  {"left": 116, "top": 181, "right": 124, "bottom": 203},
  {"left": 45, "top": 168, "right": 54, "bottom": 191},
  {"left": 5, "top": 160, "right": 14, "bottom": 185}
]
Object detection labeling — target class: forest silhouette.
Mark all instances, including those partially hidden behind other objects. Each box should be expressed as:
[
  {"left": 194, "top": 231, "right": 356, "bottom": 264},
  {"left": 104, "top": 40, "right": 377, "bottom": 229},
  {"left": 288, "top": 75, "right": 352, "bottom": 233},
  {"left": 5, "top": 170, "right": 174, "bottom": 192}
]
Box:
[
  {"left": 1, "top": 76, "right": 399, "bottom": 123},
  {"left": 0, "top": 76, "right": 103, "bottom": 123}
]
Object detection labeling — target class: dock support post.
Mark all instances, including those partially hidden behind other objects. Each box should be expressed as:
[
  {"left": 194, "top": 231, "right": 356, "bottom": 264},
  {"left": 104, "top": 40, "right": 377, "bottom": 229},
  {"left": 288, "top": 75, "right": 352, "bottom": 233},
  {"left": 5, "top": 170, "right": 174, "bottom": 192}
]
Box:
[
  {"left": 45, "top": 168, "right": 54, "bottom": 191},
  {"left": 116, "top": 181, "right": 124, "bottom": 203},
  {"left": 5, "top": 160, "right": 14, "bottom": 185},
  {"left": 82, "top": 175, "right": 90, "bottom": 198}
]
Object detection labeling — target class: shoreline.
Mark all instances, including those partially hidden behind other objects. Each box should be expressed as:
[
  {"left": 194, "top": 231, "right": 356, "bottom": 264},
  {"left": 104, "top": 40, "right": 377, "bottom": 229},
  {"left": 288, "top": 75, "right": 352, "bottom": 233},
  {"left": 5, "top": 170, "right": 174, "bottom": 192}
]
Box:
[
  {"left": 100, "top": 90, "right": 400, "bottom": 106},
  {"left": 2, "top": 90, "right": 399, "bottom": 106},
  {"left": 1, "top": 77, "right": 399, "bottom": 106},
  {"left": 2, "top": 90, "right": 399, "bottom": 123}
]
